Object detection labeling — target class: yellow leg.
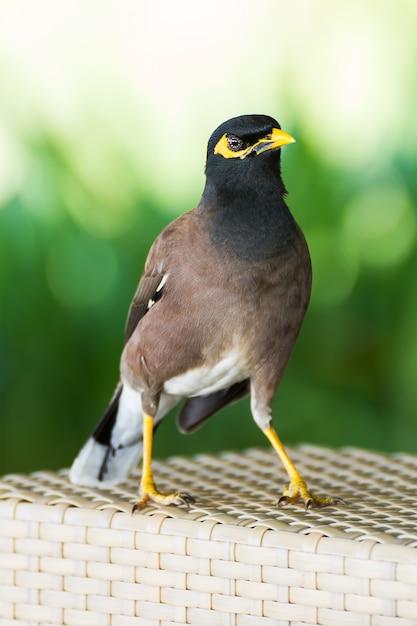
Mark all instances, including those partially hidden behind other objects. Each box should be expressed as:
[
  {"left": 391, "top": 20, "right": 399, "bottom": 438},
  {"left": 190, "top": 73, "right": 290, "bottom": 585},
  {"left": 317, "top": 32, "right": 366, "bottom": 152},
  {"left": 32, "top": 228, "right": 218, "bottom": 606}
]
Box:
[
  {"left": 263, "top": 426, "right": 343, "bottom": 509},
  {"left": 132, "top": 413, "right": 194, "bottom": 512}
]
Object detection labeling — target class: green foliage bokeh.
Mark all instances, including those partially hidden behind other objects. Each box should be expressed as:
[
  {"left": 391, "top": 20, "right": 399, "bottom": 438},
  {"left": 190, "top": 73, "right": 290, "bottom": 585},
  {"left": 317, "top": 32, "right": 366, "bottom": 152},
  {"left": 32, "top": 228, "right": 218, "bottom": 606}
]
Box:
[{"left": 1, "top": 1, "right": 416, "bottom": 475}]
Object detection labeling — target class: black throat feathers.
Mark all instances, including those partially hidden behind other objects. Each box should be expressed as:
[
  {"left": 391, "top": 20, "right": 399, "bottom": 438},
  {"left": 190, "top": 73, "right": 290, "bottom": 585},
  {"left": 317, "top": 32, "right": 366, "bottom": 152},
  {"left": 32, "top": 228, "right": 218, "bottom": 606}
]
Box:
[{"left": 201, "top": 153, "right": 299, "bottom": 264}]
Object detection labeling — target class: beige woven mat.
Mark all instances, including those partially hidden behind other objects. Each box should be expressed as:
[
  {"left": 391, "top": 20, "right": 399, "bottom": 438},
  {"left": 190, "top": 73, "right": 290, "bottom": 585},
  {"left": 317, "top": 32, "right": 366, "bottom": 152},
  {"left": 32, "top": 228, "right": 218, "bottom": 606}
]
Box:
[{"left": 1, "top": 445, "right": 417, "bottom": 545}]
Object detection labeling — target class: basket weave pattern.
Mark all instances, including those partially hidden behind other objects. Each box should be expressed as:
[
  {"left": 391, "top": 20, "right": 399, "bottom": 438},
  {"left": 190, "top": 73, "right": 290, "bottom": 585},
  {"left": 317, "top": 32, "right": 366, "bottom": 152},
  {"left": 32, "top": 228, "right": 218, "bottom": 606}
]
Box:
[{"left": 0, "top": 446, "right": 416, "bottom": 625}]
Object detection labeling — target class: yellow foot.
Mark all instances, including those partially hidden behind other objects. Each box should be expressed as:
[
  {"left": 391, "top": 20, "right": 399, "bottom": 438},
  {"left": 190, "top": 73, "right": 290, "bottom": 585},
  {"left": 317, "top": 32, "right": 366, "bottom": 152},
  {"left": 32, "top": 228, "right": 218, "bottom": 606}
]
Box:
[
  {"left": 277, "top": 478, "right": 345, "bottom": 510},
  {"left": 132, "top": 483, "right": 195, "bottom": 513}
]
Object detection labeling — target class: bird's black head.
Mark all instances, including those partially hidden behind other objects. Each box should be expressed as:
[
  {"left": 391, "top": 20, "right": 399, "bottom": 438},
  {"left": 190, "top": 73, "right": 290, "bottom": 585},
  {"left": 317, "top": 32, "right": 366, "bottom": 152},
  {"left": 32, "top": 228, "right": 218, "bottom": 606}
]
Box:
[
  {"left": 201, "top": 115, "right": 297, "bottom": 262},
  {"left": 203, "top": 114, "right": 295, "bottom": 204}
]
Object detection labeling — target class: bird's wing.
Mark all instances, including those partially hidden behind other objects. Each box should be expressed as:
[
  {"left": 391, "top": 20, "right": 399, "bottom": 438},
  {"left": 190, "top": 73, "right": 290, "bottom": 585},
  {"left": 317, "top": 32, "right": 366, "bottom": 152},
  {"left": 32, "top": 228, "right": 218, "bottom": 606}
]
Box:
[
  {"left": 124, "top": 265, "right": 166, "bottom": 342},
  {"left": 124, "top": 216, "right": 184, "bottom": 343},
  {"left": 177, "top": 380, "right": 250, "bottom": 433}
]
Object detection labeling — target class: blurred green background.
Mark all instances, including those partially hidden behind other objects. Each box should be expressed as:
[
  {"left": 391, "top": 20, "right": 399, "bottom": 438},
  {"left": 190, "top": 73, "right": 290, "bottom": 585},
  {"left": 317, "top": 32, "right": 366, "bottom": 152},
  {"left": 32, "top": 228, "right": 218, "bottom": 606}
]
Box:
[{"left": 1, "top": 1, "right": 416, "bottom": 476}]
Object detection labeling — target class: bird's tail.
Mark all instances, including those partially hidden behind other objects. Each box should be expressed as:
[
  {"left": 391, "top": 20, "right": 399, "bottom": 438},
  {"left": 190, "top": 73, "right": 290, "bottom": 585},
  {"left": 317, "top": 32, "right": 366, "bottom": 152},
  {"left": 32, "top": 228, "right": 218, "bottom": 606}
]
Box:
[{"left": 69, "top": 382, "right": 144, "bottom": 487}]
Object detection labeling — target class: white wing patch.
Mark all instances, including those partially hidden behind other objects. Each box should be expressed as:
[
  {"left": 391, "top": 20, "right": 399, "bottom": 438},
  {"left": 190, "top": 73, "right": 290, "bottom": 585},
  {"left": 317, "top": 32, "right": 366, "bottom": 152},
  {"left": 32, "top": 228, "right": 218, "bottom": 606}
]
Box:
[{"left": 147, "top": 273, "right": 169, "bottom": 311}]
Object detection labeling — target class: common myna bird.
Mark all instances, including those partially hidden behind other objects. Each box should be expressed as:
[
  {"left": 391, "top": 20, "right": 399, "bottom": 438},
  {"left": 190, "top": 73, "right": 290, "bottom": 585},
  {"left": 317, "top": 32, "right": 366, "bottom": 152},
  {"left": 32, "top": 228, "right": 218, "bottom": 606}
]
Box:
[{"left": 70, "top": 114, "right": 340, "bottom": 509}]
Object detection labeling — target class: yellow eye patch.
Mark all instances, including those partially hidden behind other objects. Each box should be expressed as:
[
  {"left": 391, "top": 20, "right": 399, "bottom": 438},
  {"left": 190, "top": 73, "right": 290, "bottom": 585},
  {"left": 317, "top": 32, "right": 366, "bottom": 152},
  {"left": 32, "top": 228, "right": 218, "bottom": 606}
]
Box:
[{"left": 214, "top": 134, "right": 252, "bottom": 159}]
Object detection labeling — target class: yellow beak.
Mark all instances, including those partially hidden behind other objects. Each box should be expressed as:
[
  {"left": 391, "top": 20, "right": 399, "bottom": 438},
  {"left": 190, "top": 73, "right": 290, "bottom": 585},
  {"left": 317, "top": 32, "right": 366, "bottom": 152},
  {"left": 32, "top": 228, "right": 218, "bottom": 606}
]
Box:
[{"left": 251, "top": 127, "right": 296, "bottom": 155}]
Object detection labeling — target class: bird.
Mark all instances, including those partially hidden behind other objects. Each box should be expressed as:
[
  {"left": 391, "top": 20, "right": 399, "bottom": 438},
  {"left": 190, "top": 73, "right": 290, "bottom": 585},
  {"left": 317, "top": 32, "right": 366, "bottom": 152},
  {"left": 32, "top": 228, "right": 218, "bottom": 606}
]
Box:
[{"left": 70, "top": 114, "right": 341, "bottom": 510}]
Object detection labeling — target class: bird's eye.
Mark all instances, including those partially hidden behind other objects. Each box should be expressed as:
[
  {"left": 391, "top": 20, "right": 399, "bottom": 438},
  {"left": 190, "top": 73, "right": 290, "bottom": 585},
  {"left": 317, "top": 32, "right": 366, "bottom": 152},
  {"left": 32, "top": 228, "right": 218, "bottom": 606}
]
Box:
[{"left": 227, "top": 135, "right": 243, "bottom": 151}]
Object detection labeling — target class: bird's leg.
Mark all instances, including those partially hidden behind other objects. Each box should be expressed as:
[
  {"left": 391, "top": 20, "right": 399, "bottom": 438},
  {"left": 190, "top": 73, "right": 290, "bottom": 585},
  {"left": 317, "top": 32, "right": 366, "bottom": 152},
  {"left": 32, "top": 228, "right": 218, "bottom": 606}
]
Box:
[
  {"left": 251, "top": 386, "right": 342, "bottom": 508},
  {"left": 262, "top": 424, "right": 342, "bottom": 508},
  {"left": 132, "top": 412, "right": 194, "bottom": 512}
]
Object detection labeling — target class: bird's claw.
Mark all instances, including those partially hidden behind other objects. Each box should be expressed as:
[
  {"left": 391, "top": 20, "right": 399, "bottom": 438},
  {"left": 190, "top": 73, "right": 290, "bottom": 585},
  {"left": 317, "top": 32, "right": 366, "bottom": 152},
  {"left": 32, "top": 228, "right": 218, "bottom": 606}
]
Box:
[
  {"left": 176, "top": 492, "right": 196, "bottom": 507},
  {"left": 132, "top": 486, "right": 195, "bottom": 513},
  {"left": 277, "top": 479, "right": 345, "bottom": 510}
]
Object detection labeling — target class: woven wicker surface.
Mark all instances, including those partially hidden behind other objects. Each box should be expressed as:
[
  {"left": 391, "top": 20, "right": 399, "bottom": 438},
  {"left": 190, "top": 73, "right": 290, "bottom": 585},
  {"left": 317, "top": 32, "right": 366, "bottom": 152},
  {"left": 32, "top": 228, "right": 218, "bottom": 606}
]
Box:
[{"left": 1, "top": 445, "right": 416, "bottom": 625}]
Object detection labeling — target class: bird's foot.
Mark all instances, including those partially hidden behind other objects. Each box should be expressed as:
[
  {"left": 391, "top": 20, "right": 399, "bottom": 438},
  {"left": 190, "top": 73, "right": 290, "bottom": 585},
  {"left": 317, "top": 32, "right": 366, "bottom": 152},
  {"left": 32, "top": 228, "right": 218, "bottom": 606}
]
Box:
[
  {"left": 277, "top": 476, "right": 344, "bottom": 510},
  {"left": 132, "top": 479, "right": 195, "bottom": 513}
]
